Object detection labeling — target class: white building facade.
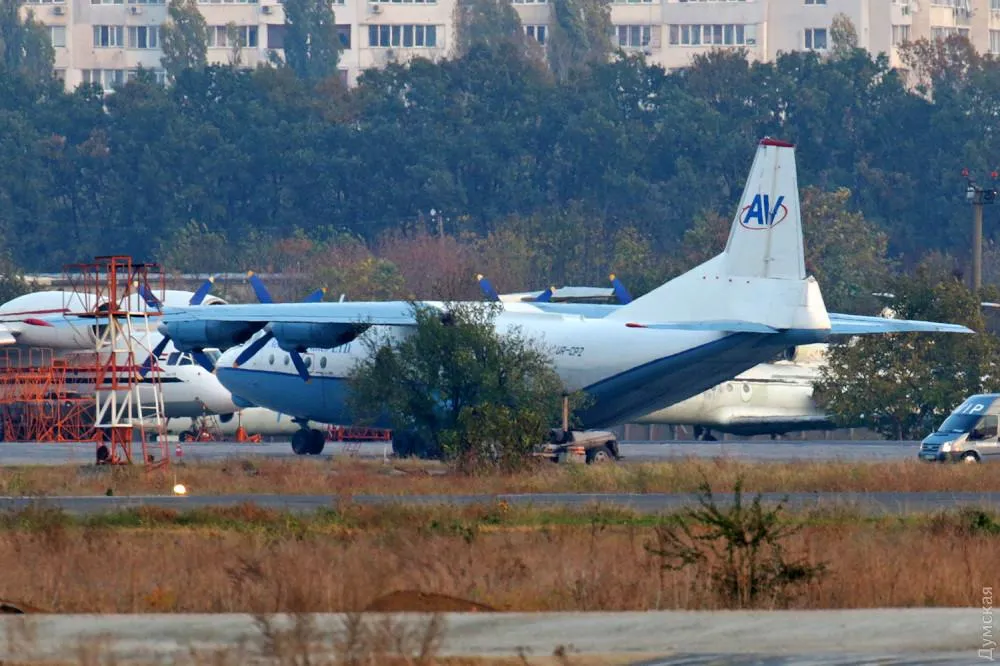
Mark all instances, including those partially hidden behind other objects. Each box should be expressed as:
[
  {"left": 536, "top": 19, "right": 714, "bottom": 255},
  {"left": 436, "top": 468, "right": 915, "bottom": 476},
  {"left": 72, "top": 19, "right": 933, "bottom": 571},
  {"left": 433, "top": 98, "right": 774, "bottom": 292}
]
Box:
[{"left": 19, "top": 0, "right": 1000, "bottom": 92}]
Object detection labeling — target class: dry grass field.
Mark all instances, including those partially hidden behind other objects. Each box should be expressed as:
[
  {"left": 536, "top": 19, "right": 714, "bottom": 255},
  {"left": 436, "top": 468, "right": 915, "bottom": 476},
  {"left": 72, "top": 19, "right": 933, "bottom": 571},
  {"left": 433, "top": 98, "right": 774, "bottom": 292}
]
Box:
[
  {"left": 0, "top": 457, "right": 997, "bottom": 497},
  {"left": 0, "top": 502, "right": 994, "bottom": 615}
]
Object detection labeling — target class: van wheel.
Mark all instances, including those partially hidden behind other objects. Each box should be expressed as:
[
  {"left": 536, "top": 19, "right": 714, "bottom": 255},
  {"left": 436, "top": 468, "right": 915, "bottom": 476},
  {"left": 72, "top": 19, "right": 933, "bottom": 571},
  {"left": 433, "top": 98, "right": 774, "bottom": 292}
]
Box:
[
  {"left": 962, "top": 452, "right": 981, "bottom": 464},
  {"left": 586, "top": 445, "right": 616, "bottom": 464}
]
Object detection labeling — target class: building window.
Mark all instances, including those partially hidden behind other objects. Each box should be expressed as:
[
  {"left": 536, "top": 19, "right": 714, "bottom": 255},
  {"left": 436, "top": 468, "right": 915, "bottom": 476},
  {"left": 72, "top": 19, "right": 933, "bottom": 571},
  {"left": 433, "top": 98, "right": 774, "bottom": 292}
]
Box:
[
  {"left": 512, "top": 0, "right": 547, "bottom": 3},
  {"left": 208, "top": 25, "right": 258, "bottom": 48},
  {"left": 125, "top": 68, "right": 167, "bottom": 84},
  {"left": 49, "top": 25, "right": 66, "bottom": 47},
  {"left": 337, "top": 24, "right": 350, "bottom": 49},
  {"left": 370, "top": 0, "right": 436, "bottom": 3},
  {"left": 198, "top": 0, "right": 258, "bottom": 3},
  {"left": 82, "top": 68, "right": 125, "bottom": 89},
  {"left": 524, "top": 25, "right": 546, "bottom": 44},
  {"left": 804, "top": 27, "right": 827, "bottom": 50},
  {"left": 669, "top": 24, "right": 750, "bottom": 46},
  {"left": 54, "top": 68, "right": 66, "bottom": 81},
  {"left": 367, "top": 24, "right": 438, "bottom": 48},
  {"left": 676, "top": 0, "right": 747, "bottom": 3},
  {"left": 992, "top": 0, "right": 1000, "bottom": 11},
  {"left": 804, "top": 0, "right": 826, "bottom": 4},
  {"left": 128, "top": 25, "right": 159, "bottom": 49},
  {"left": 91, "top": 0, "right": 124, "bottom": 5},
  {"left": 616, "top": 25, "right": 651, "bottom": 48},
  {"left": 990, "top": 30, "right": 1000, "bottom": 54},
  {"left": 892, "top": 24, "right": 910, "bottom": 45},
  {"left": 128, "top": 0, "right": 165, "bottom": 4},
  {"left": 27, "top": 0, "right": 65, "bottom": 4},
  {"left": 93, "top": 25, "right": 125, "bottom": 48}
]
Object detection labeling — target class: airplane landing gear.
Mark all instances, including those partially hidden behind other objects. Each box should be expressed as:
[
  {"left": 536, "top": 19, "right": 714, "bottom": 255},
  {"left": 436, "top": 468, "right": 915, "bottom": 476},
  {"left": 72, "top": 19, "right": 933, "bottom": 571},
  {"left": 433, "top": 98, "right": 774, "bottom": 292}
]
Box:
[
  {"left": 693, "top": 426, "right": 718, "bottom": 442},
  {"left": 291, "top": 425, "right": 326, "bottom": 455}
]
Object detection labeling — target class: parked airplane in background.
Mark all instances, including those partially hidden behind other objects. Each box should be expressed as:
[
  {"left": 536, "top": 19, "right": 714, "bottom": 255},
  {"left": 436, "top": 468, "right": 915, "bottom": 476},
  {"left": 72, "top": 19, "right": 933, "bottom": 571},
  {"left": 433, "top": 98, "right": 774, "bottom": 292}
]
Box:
[
  {"left": 155, "top": 138, "right": 974, "bottom": 456},
  {"left": 0, "top": 283, "right": 239, "bottom": 418}
]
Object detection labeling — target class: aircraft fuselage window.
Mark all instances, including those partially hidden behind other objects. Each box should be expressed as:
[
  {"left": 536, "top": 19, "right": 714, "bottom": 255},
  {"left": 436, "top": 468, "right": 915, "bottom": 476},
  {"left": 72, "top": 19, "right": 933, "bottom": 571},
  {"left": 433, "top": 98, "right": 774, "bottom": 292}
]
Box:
[
  {"left": 969, "top": 414, "right": 999, "bottom": 441},
  {"left": 320, "top": 356, "right": 327, "bottom": 369}
]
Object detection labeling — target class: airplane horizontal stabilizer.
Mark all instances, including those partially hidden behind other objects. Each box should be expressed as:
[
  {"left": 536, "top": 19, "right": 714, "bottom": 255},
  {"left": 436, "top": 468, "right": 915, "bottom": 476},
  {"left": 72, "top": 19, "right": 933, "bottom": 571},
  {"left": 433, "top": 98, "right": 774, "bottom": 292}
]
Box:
[{"left": 828, "top": 313, "right": 974, "bottom": 335}]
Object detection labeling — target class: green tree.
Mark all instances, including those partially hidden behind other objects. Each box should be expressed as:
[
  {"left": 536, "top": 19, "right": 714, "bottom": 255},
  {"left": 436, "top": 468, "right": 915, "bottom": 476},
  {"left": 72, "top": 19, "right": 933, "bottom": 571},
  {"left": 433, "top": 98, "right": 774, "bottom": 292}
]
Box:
[
  {"left": 814, "top": 265, "right": 1000, "bottom": 440},
  {"left": 453, "top": 0, "right": 531, "bottom": 59},
  {"left": 829, "top": 13, "right": 858, "bottom": 61},
  {"left": 0, "top": 249, "right": 29, "bottom": 303},
  {"left": 547, "top": 0, "right": 612, "bottom": 82},
  {"left": 0, "top": 0, "right": 53, "bottom": 82},
  {"left": 282, "top": 0, "right": 341, "bottom": 83},
  {"left": 347, "top": 301, "right": 569, "bottom": 471},
  {"left": 160, "top": 0, "right": 208, "bottom": 81}
]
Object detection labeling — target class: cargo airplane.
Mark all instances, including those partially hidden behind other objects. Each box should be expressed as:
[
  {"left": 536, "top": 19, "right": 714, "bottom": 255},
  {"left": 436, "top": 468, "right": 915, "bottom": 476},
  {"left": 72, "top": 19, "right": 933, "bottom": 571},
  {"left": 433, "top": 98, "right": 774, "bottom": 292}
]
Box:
[{"left": 152, "top": 138, "right": 973, "bottom": 455}]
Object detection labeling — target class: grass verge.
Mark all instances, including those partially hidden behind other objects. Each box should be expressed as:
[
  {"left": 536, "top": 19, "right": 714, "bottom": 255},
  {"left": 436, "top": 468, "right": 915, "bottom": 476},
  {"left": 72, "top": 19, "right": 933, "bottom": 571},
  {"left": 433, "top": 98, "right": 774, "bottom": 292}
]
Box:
[
  {"left": 0, "top": 456, "right": 995, "bottom": 497},
  {"left": 0, "top": 502, "right": 995, "bottom": 613}
]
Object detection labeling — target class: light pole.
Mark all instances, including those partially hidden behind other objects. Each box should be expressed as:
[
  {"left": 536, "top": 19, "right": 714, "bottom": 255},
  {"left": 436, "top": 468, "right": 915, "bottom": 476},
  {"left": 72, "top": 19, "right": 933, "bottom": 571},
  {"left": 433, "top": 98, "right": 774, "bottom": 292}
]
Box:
[{"left": 962, "top": 168, "right": 998, "bottom": 293}]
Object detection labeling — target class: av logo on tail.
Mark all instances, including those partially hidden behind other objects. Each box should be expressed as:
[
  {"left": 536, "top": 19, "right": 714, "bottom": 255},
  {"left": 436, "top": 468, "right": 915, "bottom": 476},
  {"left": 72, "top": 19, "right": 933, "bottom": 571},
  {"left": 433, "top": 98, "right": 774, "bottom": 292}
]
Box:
[{"left": 740, "top": 194, "right": 788, "bottom": 229}]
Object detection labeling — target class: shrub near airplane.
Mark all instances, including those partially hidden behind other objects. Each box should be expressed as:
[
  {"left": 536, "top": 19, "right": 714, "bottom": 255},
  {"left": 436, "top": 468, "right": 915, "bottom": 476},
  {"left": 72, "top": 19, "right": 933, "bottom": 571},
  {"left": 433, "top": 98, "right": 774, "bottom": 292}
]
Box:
[{"left": 156, "top": 138, "right": 973, "bottom": 456}]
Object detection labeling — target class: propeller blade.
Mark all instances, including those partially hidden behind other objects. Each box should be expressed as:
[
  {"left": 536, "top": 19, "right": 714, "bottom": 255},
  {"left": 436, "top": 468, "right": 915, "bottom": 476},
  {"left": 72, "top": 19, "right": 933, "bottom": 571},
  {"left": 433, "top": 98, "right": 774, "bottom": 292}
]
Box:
[
  {"left": 610, "top": 273, "right": 633, "bottom": 304},
  {"left": 477, "top": 274, "right": 500, "bottom": 302},
  {"left": 189, "top": 276, "right": 216, "bottom": 306},
  {"left": 139, "top": 335, "right": 172, "bottom": 378},
  {"left": 139, "top": 284, "right": 162, "bottom": 309},
  {"left": 247, "top": 271, "right": 273, "bottom": 304},
  {"left": 534, "top": 287, "right": 554, "bottom": 303},
  {"left": 191, "top": 350, "right": 216, "bottom": 373},
  {"left": 302, "top": 287, "right": 327, "bottom": 303},
  {"left": 289, "top": 350, "right": 310, "bottom": 382},
  {"left": 234, "top": 331, "right": 274, "bottom": 367}
]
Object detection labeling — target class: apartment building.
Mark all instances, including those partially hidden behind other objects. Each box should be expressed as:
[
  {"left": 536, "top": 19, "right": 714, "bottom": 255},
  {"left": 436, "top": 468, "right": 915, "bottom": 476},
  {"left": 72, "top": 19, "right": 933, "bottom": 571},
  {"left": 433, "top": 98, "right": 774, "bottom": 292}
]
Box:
[{"left": 19, "top": 0, "right": 1000, "bottom": 92}]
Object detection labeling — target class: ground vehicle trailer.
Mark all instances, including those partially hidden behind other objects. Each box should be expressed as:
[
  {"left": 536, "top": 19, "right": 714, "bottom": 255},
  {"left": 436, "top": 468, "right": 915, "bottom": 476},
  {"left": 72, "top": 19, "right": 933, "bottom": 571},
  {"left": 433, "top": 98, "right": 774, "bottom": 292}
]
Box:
[
  {"left": 534, "top": 428, "right": 620, "bottom": 464},
  {"left": 919, "top": 394, "right": 1000, "bottom": 463}
]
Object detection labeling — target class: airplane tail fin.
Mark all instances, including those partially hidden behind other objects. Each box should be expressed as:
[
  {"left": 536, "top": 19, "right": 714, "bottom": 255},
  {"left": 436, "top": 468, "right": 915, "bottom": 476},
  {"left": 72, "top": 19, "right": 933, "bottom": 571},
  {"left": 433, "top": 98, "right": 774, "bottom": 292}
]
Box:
[{"left": 606, "top": 138, "right": 830, "bottom": 332}]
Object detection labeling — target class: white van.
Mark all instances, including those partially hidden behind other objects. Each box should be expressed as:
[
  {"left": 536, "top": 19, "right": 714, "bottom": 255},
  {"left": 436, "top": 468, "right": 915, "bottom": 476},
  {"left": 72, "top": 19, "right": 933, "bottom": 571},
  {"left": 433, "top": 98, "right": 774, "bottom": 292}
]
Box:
[{"left": 918, "top": 393, "right": 1000, "bottom": 463}]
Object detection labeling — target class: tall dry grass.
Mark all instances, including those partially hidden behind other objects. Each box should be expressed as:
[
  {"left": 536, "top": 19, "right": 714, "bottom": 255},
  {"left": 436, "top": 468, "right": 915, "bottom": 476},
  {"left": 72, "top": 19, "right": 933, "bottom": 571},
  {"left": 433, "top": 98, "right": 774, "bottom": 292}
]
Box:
[
  {"left": 1, "top": 457, "right": 997, "bottom": 497},
  {"left": 0, "top": 506, "right": 993, "bottom": 613}
]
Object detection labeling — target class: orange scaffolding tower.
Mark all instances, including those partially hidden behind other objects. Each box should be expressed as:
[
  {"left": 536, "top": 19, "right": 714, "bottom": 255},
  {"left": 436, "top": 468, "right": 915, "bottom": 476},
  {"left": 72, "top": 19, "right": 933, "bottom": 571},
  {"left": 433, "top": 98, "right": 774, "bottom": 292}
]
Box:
[
  {"left": 0, "top": 348, "right": 96, "bottom": 443},
  {"left": 62, "top": 256, "right": 169, "bottom": 468}
]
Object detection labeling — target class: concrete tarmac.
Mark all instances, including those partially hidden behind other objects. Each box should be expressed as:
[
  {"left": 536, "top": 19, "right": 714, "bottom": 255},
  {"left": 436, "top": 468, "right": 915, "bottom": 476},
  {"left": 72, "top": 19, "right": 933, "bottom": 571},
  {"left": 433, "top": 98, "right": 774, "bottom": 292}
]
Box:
[
  {"left": 0, "top": 609, "right": 982, "bottom": 665},
  {"left": 0, "top": 439, "right": 921, "bottom": 465},
  {"left": 3, "top": 490, "right": 1000, "bottom": 515}
]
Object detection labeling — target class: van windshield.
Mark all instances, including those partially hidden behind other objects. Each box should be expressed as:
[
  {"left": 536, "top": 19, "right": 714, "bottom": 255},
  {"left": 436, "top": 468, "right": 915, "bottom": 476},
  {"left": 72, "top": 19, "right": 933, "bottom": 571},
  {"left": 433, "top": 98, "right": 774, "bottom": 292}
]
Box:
[
  {"left": 936, "top": 413, "right": 985, "bottom": 434},
  {"left": 936, "top": 396, "right": 997, "bottom": 434}
]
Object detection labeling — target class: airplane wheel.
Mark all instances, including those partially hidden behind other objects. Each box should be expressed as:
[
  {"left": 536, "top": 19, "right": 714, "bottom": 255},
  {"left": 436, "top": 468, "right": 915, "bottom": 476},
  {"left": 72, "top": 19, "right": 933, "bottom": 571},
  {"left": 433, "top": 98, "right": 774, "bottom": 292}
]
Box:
[
  {"left": 291, "top": 429, "right": 311, "bottom": 455},
  {"left": 307, "top": 429, "right": 325, "bottom": 455}
]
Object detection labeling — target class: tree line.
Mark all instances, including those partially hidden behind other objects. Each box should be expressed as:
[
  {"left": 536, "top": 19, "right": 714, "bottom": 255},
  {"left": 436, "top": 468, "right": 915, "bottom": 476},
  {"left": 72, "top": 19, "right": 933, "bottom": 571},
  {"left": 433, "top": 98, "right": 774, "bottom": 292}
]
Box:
[{"left": 1, "top": 1, "right": 999, "bottom": 309}]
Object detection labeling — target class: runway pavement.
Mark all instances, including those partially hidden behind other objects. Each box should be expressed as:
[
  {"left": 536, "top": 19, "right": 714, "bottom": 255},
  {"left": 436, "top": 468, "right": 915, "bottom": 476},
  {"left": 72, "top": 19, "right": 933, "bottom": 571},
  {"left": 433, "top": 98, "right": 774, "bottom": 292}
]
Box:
[
  {"left": 3, "top": 490, "right": 1000, "bottom": 515},
  {"left": 0, "top": 438, "right": 922, "bottom": 465},
  {"left": 0, "top": 609, "right": 981, "bottom": 665}
]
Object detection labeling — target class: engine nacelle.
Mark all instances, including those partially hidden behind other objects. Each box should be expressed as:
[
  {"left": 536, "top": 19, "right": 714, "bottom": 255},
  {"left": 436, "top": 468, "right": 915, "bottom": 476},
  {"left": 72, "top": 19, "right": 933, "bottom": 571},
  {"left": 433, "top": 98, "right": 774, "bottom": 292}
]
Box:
[
  {"left": 271, "top": 322, "right": 368, "bottom": 352},
  {"left": 161, "top": 320, "right": 263, "bottom": 352}
]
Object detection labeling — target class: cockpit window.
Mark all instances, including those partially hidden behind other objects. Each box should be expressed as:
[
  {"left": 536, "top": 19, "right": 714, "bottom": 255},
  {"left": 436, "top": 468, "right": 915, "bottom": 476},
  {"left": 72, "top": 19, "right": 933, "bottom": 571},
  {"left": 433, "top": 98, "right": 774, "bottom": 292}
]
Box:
[
  {"left": 178, "top": 354, "right": 193, "bottom": 366},
  {"left": 206, "top": 349, "right": 221, "bottom": 363},
  {"left": 167, "top": 352, "right": 180, "bottom": 366}
]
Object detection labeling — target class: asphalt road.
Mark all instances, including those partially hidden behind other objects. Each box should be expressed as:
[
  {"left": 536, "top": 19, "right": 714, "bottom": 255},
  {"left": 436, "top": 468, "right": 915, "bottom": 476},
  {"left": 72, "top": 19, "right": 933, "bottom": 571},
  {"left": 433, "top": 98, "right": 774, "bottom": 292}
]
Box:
[
  {"left": 0, "top": 439, "right": 922, "bottom": 465},
  {"left": 0, "top": 609, "right": 981, "bottom": 665},
  {"left": 2, "top": 490, "right": 1000, "bottom": 516}
]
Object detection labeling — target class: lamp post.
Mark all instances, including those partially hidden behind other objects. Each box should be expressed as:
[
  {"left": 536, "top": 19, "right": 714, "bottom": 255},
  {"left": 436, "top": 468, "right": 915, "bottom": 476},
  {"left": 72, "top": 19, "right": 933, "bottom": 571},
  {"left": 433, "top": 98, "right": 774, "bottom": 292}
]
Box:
[{"left": 962, "top": 168, "right": 998, "bottom": 294}]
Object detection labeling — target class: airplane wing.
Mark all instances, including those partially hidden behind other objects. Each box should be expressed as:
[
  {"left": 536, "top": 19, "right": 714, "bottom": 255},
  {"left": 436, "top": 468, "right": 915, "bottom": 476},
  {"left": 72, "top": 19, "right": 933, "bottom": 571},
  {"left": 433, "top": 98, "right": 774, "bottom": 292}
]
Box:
[
  {"left": 162, "top": 301, "right": 418, "bottom": 325},
  {"left": 828, "top": 313, "right": 974, "bottom": 335}
]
